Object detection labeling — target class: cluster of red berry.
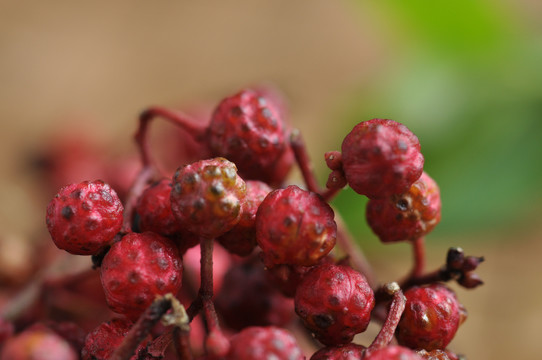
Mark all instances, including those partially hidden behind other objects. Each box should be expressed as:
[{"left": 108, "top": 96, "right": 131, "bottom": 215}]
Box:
[{"left": 0, "top": 87, "right": 484, "bottom": 359}]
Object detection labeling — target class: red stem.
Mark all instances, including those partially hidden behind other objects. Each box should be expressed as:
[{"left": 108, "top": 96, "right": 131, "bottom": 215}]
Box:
[
  {"left": 289, "top": 129, "right": 321, "bottom": 194},
  {"left": 410, "top": 237, "right": 426, "bottom": 278},
  {"left": 121, "top": 165, "right": 157, "bottom": 233},
  {"left": 174, "top": 327, "right": 194, "bottom": 360}
]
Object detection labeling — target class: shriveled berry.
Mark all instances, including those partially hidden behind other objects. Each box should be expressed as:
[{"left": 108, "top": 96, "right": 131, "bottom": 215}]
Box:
[
  {"left": 364, "top": 345, "right": 424, "bottom": 360},
  {"left": 366, "top": 172, "right": 441, "bottom": 242},
  {"left": 256, "top": 185, "right": 337, "bottom": 267},
  {"left": 310, "top": 343, "right": 366, "bottom": 360},
  {"left": 396, "top": 284, "right": 467, "bottom": 351},
  {"left": 82, "top": 318, "right": 150, "bottom": 360},
  {"left": 136, "top": 178, "right": 182, "bottom": 236},
  {"left": 100, "top": 232, "right": 183, "bottom": 319},
  {"left": 217, "top": 180, "right": 272, "bottom": 256},
  {"left": 226, "top": 326, "right": 304, "bottom": 360},
  {"left": 294, "top": 263, "right": 375, "bottom": 346},
  {"left": 341, "top": 119, "right": 424, "bottom": 198},
  {"left": 170, "top": 157, "right": 246, "bottom": 238},
  {"left": 46, "top": 180, "right": 123, "bottom": 255},
  {"left": 0, "top": 327, "right": 77, "bottom": 360},
  {"left": 207, "top": 89, "right": 293, "bottom": 185}
]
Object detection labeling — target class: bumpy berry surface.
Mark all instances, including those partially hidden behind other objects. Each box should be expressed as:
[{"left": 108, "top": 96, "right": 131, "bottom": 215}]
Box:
[
  {"left": 416, "top": 349, "right": 454, "bottom": 360},
  {"left": 0, "top": 328, "right": 77, "bottom": 360},
  {"left": 170, "top": 157, "right": 246, "bottom": 238},
  {"left": 294, "top": 263, "right": 375, "bottom": 346},
  {"left": 341, "top": 119, "right": 424, "bottom": 198},
  {"left": 310, "top": 343, "right": 366, "bottom": 360},
  {"left": 217, "top": 180, "right": 271, "bottom": 256},
  {"left": 364, "top": 345, "right": 424, "bottom": 360},
  {"left": 82, "top": 318, "right": 149, "bottom": 360},
  {"left": 207, "top": 89, "right": 293, "bottom": 185},
  {"left": 46, "top": 180, "right": 123, "bottom": 255},
  {"left": 136, "top": 178, "right": 182, "bottom": 236},
  {"left": 100, "top": 232, "right": 183, "bottom": 319},
  {"left": 256, "top": 185, "right": 337, "bottom": 267},
  {"left": 396, "top": 284, "right": 467, "bottom": 351},
  {"left": 366, "top": 171, "right": 441, "bottom": 242},
  {"left": 226, "top": 326, "right": 304, "bottom": 360}
]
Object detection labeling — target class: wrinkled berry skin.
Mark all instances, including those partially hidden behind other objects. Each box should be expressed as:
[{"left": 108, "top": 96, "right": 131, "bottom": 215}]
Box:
[
  {"left": 171, "top": 158, "right": 246, "bottom": 238},
  {"left": 136, "top": 178, "right": 182, "bottom": 236},
  {"left": 207, "top": 89, "right": 293, "bottom": 186},
  {"left": 226, "top": 326, "right": 304, "bottom": 360},
  {"left": 396, "top": 284, "right": 467, "bottom": 351},
  {"left": 341, "top": 119, "right": 424, "bottom": 198},
  {"left": 294, "top": 263, "right": 375, "bottom": 346},
  {"left": 256, "top": 185, "right": 337, "bottom": 267},
  {"left": 46, "top": 180, "right": 123, "bottom": 255},
  {"left": 100, "top": 232, "right": 183, "bottom": 319},
  {"left": 366, "top": 172, "right": 441, "bottom": 242},
  {"left": 0, "top": 328, "right": 78, "bottom": 360},
  {"left": 217, "top": 180, "right": 272, "bottom": 256},
  {"left": 310, "top": 343, "right": 366, "bottom": 360},
  {"left": 82, "top": 318, "right": 149, "bottom": 360},
  {"left": 364, "top": 345, "right": 424, "bottom": 360}
]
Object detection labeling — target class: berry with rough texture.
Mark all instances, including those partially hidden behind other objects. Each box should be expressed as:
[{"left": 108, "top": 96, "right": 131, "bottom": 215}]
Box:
[
  {"left": 0, "top": 327, "right": 78, "bottom": 360},
  {"left": 217, "top": 180, "right": 272, "bottom": 256},
  {"left": 226, "top": 326, "right": 304, "bottom": 360},
  {"left": 82, "top": 318, "right": 150, "bottom": 360},
  {"left": 310, "top": 343, "right": 366, "bottom": 360},
  {"left": 207, "top": 89, "right": 293, "bottom": 186},
  {"left": 100, "top": 232, "right": 183, "bottom": 319},
  {"left": 364, "top": 345, "right": 424, "bottom": 360},
  {"left": 396, "top": 284, "right": 467, "bottom": 351},
  {"left": 170, "top": 157, "right": 246, "bottom": 238},
  {"left": 46, "top": 180, "right": 123, "bottom": 255},
  {"left": 294, "top": 263, "right": 375, "bottom": 346},
  {"left": 136, "top": 178, "right": 182, "bottom": 236},
  {"left": 341, "top": 119, "right": 424, "bottom": 198},
  {"left": 256, "top": 185, "right": 337, "bottom": 267},
  {"left": 416, "top": 349, "right": 455, "bottom": 360},
  {"left": 366, "top": 171, "right": 441, "bottom": 242}
]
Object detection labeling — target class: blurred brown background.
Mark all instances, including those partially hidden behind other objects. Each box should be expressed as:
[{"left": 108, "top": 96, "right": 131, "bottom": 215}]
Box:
[{"left": 1, "top": 1, "right": 542, "bottom": 359}]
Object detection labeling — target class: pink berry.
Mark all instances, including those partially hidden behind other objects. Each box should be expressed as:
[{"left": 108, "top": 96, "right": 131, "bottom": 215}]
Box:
[
  {"left": 396, "top": 284, "right": 467, "bottom": 351},
  {"left": 0, "top": 327, "right": 77, "bottom": 360},
  {"left": 310, "top": 343, "right": 366, "bottom": 360},
  {"left": 294, "top": 263, "right": 375, "bottom": 346},
  {"left": 217, "top": 180, "right": 272, "bottom": 256},
  {"left": 170, "top": 157, "right": 246, "bottom": 238},
  {"left": 364, "top": 345, "right": 424, "bottom": 360},
  {"left": 341, "top": 119, "right": 424, "bottom": 198},
  {"left": 256, "top": 185, "right": 337, "bottom": 267},
  {"left": 46, "top": 180, "right": 123, "bottom": 255},
  {"left": 226, "top": 326, "right": 304, "bottom": 360},
  {"left": 207, "top": 89, "right": 293, "bottom": 186},
  {"left": 366, "top": 172, "right": 441, "bottom": 242},
  {"left": 100, "top": 232, "right": 183, "bottom": 319}
]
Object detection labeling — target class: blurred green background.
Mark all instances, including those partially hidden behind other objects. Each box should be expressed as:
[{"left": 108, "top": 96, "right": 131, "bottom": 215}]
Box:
[{"left": 0, "top": 1, "right": 541, "bottom": 359}]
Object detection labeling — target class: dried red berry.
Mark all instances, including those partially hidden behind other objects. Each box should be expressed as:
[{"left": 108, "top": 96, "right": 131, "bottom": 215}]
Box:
[
  {"left": 0, "top": 327, "right": 78, "bottom": 360},
  {"left": 100, "top": 232, "right": 183, "bottom": 319},
  {"left": 364, "top": 345, "right": 424, "bottom": 360},
  {"left": 207, "top": 89, "right": 293, "bottom": 186},
  {"left": 136, "top": 178, "right": 182, "bottom": 236},
  {"left": 82, "top": 318, "right": 149, "bottom": 360},
  {"left": 294, "top": 263, "right": 375, "bottom": 346},
  {"left": 310, "top": 343, "right": 366, "bottom": 360},
  {"left": 170, "top": 157, "right": 246, "bottom": 238},
  {"left": 366, "top": 172, "right": 441, "bottom": 242},
  {"left": 396, "top": 284, "right": 467, "bottom": 351},
  {"left": 217, "top": 180, "right": 272, "bottom": 256},
  {"left": 46, "top": 180, "right": 123, "bottom": 255},
  {"left": 341, "top": 119, "right": 424, "bottom": 198},
  {"left": 226, "top": 326, "right": 304, "bottom": 360},
  {"left": 256, "top": 185, "right": 337, "bottom": 267}
]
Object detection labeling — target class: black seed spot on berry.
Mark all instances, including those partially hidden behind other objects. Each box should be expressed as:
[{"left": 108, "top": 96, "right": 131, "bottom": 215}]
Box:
[
  {"left": 128, "top": 271, "right": 139, "bottom": 283},
  {"left": 395, "top": 214, "right": 403, "bottom": 221},
  {"left": 283, "top": 215, "right": 295, "bottom": 227},
  {"left": 240, "top": 123, "right": 250, "bottom": 132},
  {"left": 397, "top": 140, "right": 408, "bottom": 152},
  {"left": 328, "top": 295, "right": 340, "bottom": 306},
  {"left": 229, "top": 137, "right": 242, "bottom": 148},
  {"left": 193, "top": 198, "right": 205, "bottom": 210},
  {"left": 210, "top": 183, "right": 225, "bottom": 196},
  {"left": 184, "top": 173, "right": 200, "bottom": 184},
  {"left": 61, "top": 206, "right": 74, "bottom": 220},
  {"left": 396, "top": 199, "right": 409, "bottom": 211},
  {"left": 174, "top": 183, "right": 182, "bottom": 194},
  {"left": 372, "top": 146, "right": 382, "bottom": 155},
  {"left": 70, "top": 190, "right": 82, "bottom": 199},
  {"left": 231, "top": 106, "right": 243, "bottom": 117},
  {"left": 135, "top": 295, "right": 145, "bottom": 305},
  {"left": 313, "top": 313, "right": 334, "bottom": 329}
]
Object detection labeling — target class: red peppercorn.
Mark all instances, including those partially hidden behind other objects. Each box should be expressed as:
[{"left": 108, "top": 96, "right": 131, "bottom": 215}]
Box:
[
  {"left": 341, "top": 119, "right": 424, "bottom": 198},
  {"left": 0, "top": 327, "right": 78, "bottom": 360},
  {"left": 100, "top": 232, "right": 183, "bottom": 320},
  {"left": 294, "top": 263, "right": 375, "bottom": 346},
  {"left": 364, "top": 345, "right": 424, "bottom": 360},
  {"left": 396, "top": 284, "right": 467, "bottom": 351},
  {"left": 170, "top": 157, "right": 246, "bottom": 239},
  {"left": 226, "top": 326, "right": 304, "bottom": 360},
  {"left": 256, "top": 185, "right": 337, "bottom": 267},
  {"left": 310, "top": 343, "right": 366, "bottom": 360},
  {"left": 46, "top": 180, "right": 123, "bottom": 255},
  {"left": 136, "top": 178, "right": 182, "bottom": 236},
  {"left": 366, "top": 171, "right": 441, "bottom": 242}
]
